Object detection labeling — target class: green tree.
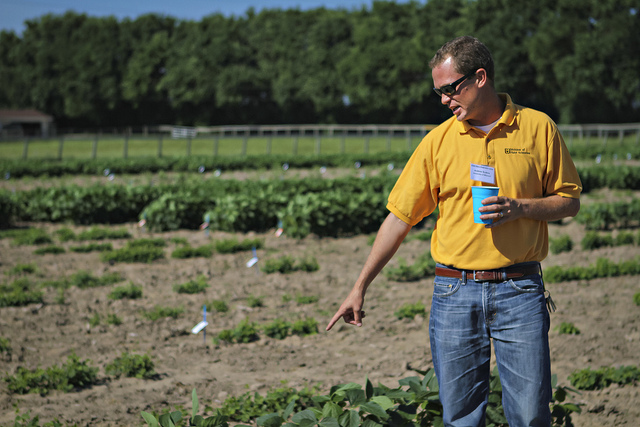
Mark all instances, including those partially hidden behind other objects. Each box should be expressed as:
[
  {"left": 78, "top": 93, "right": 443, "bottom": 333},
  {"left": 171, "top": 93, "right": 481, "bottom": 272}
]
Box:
[
  {"left": 120, "top": 14, "right": 177, "bottom": 125},
  {"left": 527, "top": 0, "right": 640, "bottom": 123}
]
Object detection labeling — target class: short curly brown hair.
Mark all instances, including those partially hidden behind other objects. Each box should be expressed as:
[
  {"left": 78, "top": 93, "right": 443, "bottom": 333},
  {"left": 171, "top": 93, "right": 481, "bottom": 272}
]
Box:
[{"left": 429, "top": 36, "right": 494, "bottom": 82}]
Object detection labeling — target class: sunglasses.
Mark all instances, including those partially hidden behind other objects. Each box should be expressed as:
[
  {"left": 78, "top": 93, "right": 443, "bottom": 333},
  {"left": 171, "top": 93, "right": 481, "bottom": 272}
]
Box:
[{"left": 433, "top": 70, "right": 477, "bottom": 97}]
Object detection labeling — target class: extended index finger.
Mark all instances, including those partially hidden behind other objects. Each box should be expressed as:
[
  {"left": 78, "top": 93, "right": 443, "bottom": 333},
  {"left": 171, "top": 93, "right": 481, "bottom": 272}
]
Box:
[{"left": 325, "top": 310, "right": 345, "bottom": 331}]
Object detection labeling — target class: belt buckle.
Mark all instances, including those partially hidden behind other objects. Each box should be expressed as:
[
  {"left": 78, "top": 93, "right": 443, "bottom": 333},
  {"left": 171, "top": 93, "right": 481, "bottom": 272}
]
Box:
[{"left": 473, "top": 270, "right": 480, "bottom": 281}]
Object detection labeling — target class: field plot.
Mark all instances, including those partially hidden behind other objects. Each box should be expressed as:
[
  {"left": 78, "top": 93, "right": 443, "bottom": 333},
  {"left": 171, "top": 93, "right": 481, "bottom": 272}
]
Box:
[{"left": 1, "top": 174, "right": 639, "bottom": 426}]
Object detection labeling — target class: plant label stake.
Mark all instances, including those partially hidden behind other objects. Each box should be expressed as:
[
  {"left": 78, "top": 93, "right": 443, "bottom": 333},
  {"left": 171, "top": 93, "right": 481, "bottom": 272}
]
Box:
[
  {"left": 191, "top": 305, "right": 208, "bottom": 344},
  {"left": 275, "top": 220, "right": 284, "bottom": 237},
  {"left": 138, "top": 212, "right": 147, "bottom": 232},
  {"left": 200, "top": 214, "right": 210, "bottom": 237},
  {"left": 246, "top": 247, "right": 259, "bottom": 273}
]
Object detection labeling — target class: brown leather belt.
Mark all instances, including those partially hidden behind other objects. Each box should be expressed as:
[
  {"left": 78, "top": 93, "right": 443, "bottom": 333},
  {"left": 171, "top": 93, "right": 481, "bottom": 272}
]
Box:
[{"left": 435, "top": 263, "right": 541, "bottom": 282}]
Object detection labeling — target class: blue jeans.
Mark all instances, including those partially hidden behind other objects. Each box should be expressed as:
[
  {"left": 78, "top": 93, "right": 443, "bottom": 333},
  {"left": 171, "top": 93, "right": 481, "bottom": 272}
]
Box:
[{"left": 429, "top": 263, "right": 551, "bottom": 427}]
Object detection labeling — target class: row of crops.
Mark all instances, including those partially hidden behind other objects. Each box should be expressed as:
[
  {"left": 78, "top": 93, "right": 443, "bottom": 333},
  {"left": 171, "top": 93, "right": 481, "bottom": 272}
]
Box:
[{"left": 2, "top": 164, "right": 639, "bottom": 236}]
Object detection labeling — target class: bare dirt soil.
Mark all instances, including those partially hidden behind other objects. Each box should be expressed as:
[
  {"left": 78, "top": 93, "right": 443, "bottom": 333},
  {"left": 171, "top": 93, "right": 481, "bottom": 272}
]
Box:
[{"left": 1, "top": 204, "right": 639, "bottom": 426}]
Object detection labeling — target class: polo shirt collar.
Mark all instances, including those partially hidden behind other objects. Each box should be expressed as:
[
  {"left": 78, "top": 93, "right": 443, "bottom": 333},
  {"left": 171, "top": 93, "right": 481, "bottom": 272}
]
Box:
[{"left": 457, "top": 93, "right": 517, "bottom": 134}]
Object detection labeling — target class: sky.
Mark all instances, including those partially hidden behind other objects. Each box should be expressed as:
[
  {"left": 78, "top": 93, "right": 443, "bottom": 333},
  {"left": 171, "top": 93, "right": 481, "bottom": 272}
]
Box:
[{"left": 0, "top": 0, "right": 415, "bottom": 34}]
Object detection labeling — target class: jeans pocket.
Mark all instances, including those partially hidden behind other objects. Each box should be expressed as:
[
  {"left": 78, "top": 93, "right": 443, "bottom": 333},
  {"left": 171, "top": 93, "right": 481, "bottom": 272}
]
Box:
[
  {"left": 508, "top": 276, "right": 543, "bottom": 294},
  {"left": 433, "top": 276, "right": 462, "bottom": 297}
]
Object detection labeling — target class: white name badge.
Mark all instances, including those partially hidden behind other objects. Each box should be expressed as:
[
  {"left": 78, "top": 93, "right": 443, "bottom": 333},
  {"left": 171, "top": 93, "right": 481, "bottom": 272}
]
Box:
[{"left": 470, "top": 163, "right": 496, "bottom": 184}]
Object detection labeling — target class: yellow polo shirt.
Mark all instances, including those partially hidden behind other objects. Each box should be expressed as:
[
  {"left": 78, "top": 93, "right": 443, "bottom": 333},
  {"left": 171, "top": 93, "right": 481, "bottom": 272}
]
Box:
[{"left": 387, "top": 94, "right": 582, "bottom": 270}]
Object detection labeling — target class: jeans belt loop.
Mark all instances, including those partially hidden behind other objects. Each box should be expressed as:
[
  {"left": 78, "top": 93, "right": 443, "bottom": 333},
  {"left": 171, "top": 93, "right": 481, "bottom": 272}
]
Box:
[{"left": 462, "top": 270, "right": 467, "bottom": 284}]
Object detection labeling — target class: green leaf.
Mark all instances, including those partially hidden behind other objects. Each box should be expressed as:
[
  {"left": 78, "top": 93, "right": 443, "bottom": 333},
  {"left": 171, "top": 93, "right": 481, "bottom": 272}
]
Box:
[
  {"left": 345, "top": 389, "right": 366, "bottom": 406},
  {"left": 334, "top": 382, "right": 362, "bottom": 392},
  {"left": 361, "top": 419, "right": 383, "bottom": 427},
  {"left": 424, "top": 371, "right": 439, "bottom": 392},
  {"left": 370, "top": 396, "right": 394, "bottom": 411},
  {"left": 322, "top": 402, "right": 343, "bottom": 420},
  {"left": 283, "top": 400, "right": 296, "bottom": 420},
  {"left": 365, "top": 377, "right": 374, "bottom": 400},
  {"left": 292, "top": 409, "right": 318, "bottom": 425},
  {"left": 201, "top": 413, "right": 229, "bottom": 427},
  {"left": 141, "top": 411, "right": 160, "bottom": 427},
  {"left": 359, "top": 402, "right": 389, "bottom": 420},
  {"left": 192, "top": 388, "right": 199, "bottom": 419},
  {"left": 338, "top": 410, "right": 360, "bottom": 427},
  {"left": 398, "top": 376, "right": 421, "bottom": 387},
  {"left": 192, "top": 415, "right": 204, "bottom": 426},
  {"left": 382, "top": 389, "right": 412, "bottom": 400},
  {"left": 158, "top": 413, "right": 176, "bottom": 427},
  {"left": 318, "top": 416, "right": 340, "bottom": 427},
  {"left": 562, "top": 403, "right": 583, "bottom": 414},
  {"left": 170, "top": 411, "right": 183, "bottom": 424},
  {"left": 257, "top": 413, "right": 284, "bottom": 427}
]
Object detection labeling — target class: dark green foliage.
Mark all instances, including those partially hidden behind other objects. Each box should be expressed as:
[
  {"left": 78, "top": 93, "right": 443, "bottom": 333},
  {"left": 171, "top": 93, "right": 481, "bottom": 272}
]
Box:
[
  {"left": 0, "top": 278, "right": 44, "bottom": 307},
  {"left": 569, "top": 366, "right": 640, "bottom": 390},
  {"left": 246, "top": 295, "right": 264, "bottom": 308},
  {"left": 69, "top": 242, "right": 113, "bottom": 252},
  {"left": 0, "top": 191, "right": 17, "bottom": 229},
  {"left": 279, "top": 190, "right": 388, "bottom": 238},
  {"left": 385, "top": 252, "right": 436, "bottom": 282},
  {"left": 216, "top": 319, "right": 260, "bottom": 344},
  {"left": 141, "top": 306, "right": 184, "bottom": 321},
  {"left": 578, "top": 166, "right": 640, "bottom": 194},
  {"left": 544, "top": 257, "right": 640, "bottom": 283},
  {"left": 216, "top": 385, "right": 317, "bottom": 424},
  {"left": 9, "top": 228, "right": 53, "bottom": 246},
  {"left": 550, "top": 234, "right": 573, "bottom": 254},
  {"left": 291, "top": 318, "right": 318, "bottom": 337},
  {"left": 394, "top": 302, "right": 427, "bottom": 320},
  {"left": 108, "top": 283, "right": 143, "bottom": 300},
  {"left": 171, "top": 244, "right": 213, "bottom": 259},
  {"left": 33, "top": 245, "right": 65, "bottom": 255},
  {"left": 100, "top": 241, "right": 164, "bottom": 263},
  {"left": 127, "top": 238, "right": 166, "bottom": 248},
  {"left": 555, "top": 322, "right": 580, "bottom": 335},
  {"left": 581, "top": 231, "right": 613, "bottom": 250},
  {"left": 4, "top": 354, "right": 98, "bottom": 395},
  {"left": 574, "top": 198, "right": 640, "bottom": 230},
  {"left": 69, "top": 270, "right": 123, "bottom": 289},
  {"left": 261, "top": 255, "right": 320, "bottom": 274},
  {"left": 173, "top": 275, "right": 209, "bottom": 294},
  {"left": 614, "top": 231, "right": 636, "bottom": 246},
  {"left": 634, "top": 292, "right": 640, "bottom": 307},
  {"left": 208, "top": 299, "right": 229, "bottom": 313},
  {"left": 106, "top": 314, "right": 122, "bottom": 326},
  {"left": 214, "top": 237, "right": 264, "bottom": 254},
  {"left": 145, "top": 368, "right": 580, "bottom": 427},
  {"left": 295, "top": 294, "right": 319, "bottom": 305},
  {"left": 261, "top": 256, "right": 295, "bottom": 274},
  {"left": 17, "top": 184, "right": 158, "bottom": 225},
  {"left": 6, "top": 263, "right": 38, "bottom": 275},
  {"left": 0, "top": 337, "right": 11, "bottom": 355},
  {"left": 142, "top": 193, "right": 213, "bottom": 232},
  {"left": 1, "top": 152, "right": 411, "bottom": 180},
  {"left": 105, "top": 352, "right": 156, "bottom": 379},
  {"left": 76, "top": 227, "right": 132, "bottom": 241},
  {"left": 263, "top": 319, "right": 292, "bottom": 340},
  {"left": 11, "top": 410, "right": 65, "bottom": 427},
  {"left": 54, "top": 227, "right": 76, "bottom": 242}
]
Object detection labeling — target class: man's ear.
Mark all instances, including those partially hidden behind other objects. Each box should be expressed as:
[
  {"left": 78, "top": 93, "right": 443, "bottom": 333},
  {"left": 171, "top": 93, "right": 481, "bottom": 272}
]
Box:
[{"left": 476, "top": 68, "right": 489, "bottom": 88}]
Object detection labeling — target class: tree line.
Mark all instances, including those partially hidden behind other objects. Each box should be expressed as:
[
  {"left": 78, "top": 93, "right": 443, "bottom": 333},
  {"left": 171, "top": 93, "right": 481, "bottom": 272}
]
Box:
[{"left": 0, "top": 0, "right": 638, "bottom": 128}]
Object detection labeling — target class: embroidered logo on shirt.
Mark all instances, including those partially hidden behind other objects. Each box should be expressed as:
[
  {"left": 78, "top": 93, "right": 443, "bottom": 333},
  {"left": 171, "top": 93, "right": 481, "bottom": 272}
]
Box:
[{"left": 505, "top": 148, "right": 531, "bottom": 155}]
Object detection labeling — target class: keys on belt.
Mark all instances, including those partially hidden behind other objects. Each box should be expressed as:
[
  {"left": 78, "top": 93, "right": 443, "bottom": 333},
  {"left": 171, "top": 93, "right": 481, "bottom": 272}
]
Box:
[{"left": 434, "top": 264, "right": 541, "bottom": 282}]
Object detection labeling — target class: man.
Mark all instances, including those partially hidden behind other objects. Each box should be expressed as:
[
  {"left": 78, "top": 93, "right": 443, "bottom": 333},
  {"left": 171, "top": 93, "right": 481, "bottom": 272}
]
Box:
[{"left": 326, "top": 36, "right": 582, "bottom": 427}]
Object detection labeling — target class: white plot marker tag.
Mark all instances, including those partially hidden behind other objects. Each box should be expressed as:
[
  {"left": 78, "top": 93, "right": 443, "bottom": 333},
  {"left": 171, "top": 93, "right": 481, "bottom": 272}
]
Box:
[
  {"left": 191, "top": 320, "right": 208, "bottom": 334},
  {"left": 246, "top": 247, "right": 258, "bottom": 268}
]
